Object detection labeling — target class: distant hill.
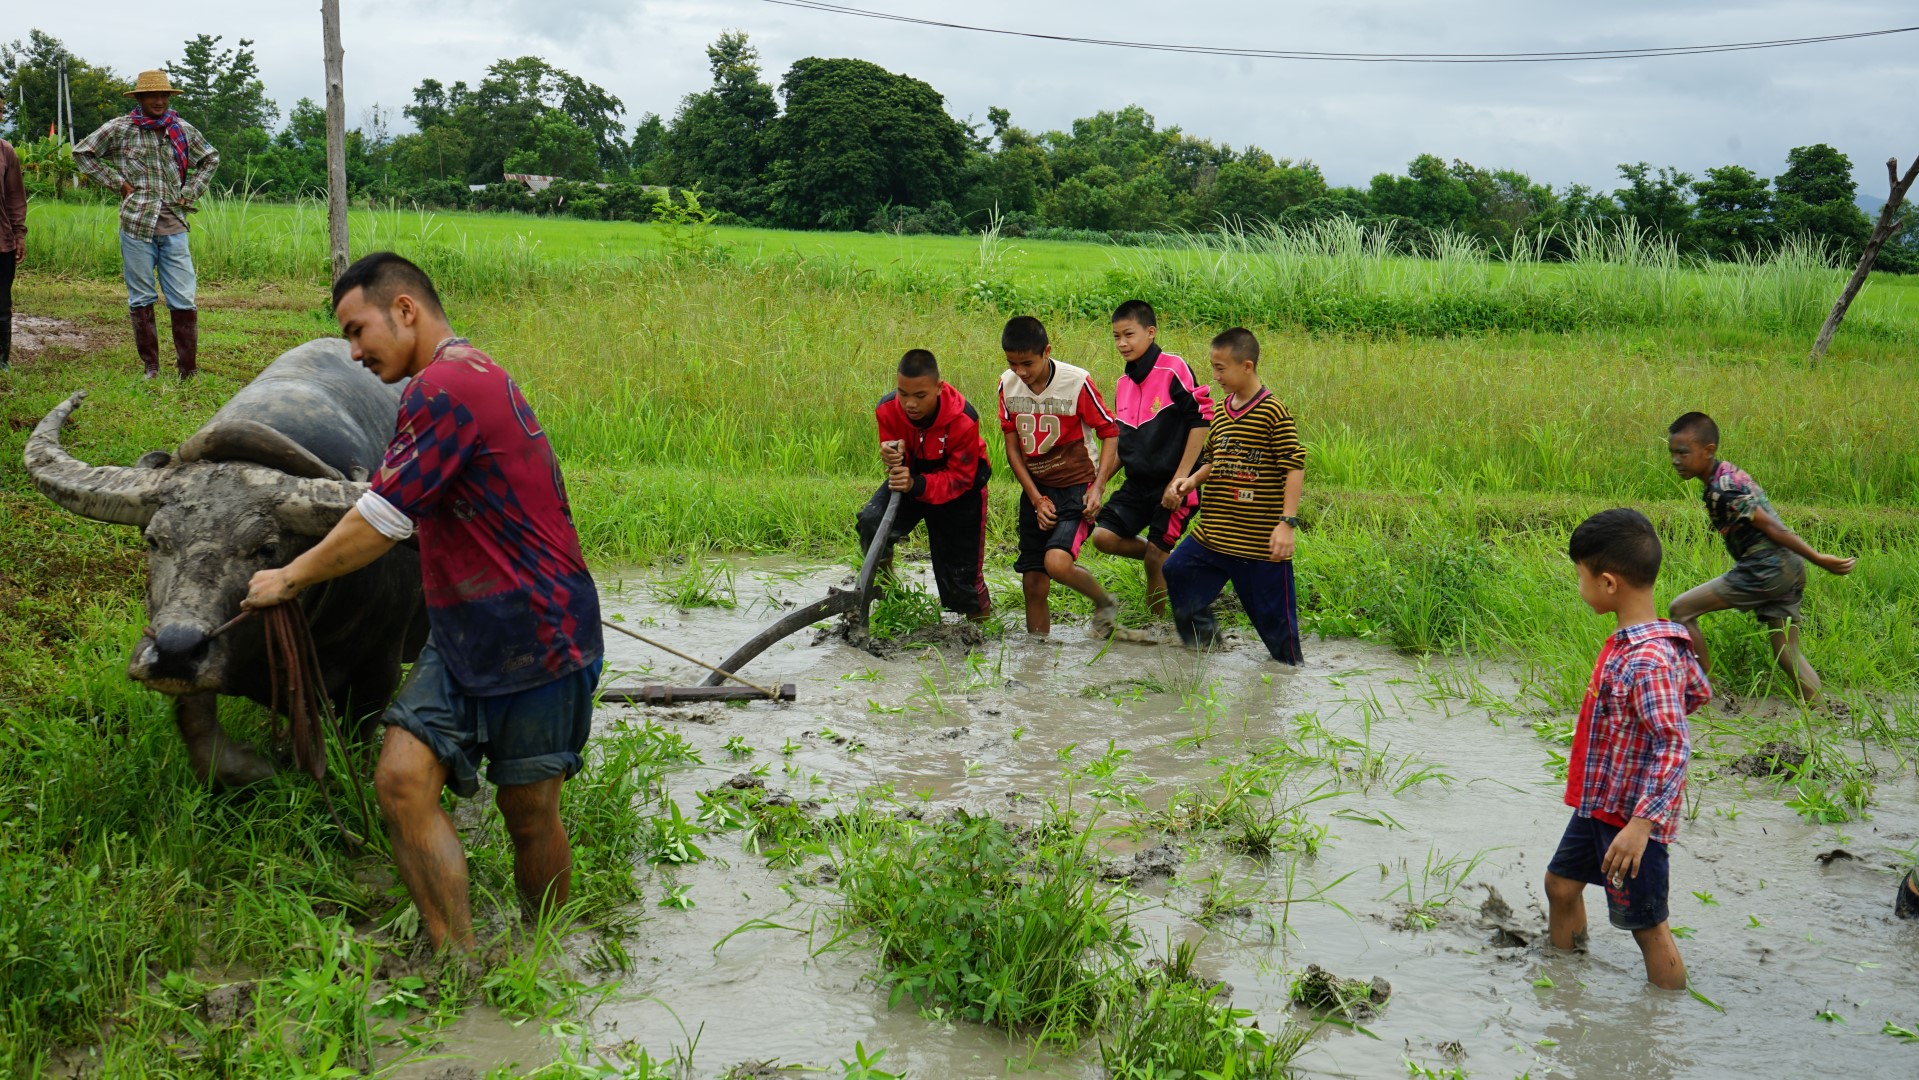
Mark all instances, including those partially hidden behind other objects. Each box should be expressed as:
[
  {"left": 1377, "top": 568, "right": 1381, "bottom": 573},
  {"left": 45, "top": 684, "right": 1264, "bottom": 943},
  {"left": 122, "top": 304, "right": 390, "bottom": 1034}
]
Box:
[{"left": 1859, "top": 192, "right": 1887, "bottom": 217}]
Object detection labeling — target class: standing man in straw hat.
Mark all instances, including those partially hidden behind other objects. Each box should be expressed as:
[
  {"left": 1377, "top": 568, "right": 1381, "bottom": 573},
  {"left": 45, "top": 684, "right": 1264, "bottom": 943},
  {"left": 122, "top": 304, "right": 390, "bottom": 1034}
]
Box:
[{"left": 74, "top": 70, "right": 220, "bottom": 380}]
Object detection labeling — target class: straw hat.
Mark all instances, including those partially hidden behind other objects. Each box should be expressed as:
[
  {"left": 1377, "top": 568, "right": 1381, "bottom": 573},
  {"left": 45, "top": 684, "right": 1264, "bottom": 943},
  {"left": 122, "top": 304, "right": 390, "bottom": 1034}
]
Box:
[{"left": 124, "top": 70, "right": 182, "bottom": 98}]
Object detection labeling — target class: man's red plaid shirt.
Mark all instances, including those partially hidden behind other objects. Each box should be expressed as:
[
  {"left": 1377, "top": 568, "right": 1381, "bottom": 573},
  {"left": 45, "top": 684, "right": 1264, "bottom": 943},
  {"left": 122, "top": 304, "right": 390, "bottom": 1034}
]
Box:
[{"left": 1564, "top": 619, "right": 1710, "bottom": 845}]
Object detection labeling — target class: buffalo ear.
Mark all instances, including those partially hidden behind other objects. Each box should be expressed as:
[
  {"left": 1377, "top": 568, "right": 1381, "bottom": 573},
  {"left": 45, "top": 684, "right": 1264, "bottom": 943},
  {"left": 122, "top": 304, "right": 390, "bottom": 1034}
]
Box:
[
  {"left": 135, "top": 451, "right": 172, "bottom": 470},
  {"left": 348, "top": 466, "right": 370, "bottom": 482}
]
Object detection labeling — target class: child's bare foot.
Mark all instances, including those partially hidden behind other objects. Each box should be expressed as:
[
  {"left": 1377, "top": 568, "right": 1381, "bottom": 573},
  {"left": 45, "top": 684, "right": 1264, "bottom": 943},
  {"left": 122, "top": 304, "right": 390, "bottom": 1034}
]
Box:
[{"left": 1089, "top": 600, "right": 1119, "bottom": 640}]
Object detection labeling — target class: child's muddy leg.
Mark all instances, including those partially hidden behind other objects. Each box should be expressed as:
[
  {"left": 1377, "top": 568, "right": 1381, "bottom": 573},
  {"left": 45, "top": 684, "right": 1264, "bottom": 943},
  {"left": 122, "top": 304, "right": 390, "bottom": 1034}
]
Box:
[
  {"left": 1021, "top": 570, "right": 1052, "bottom": 635},
  {"left": 1044, "top": 549, "right": 1116, "bottom": 637},
  {"left": 1630, "top": 922, "right": 1688, "bottom": 990},
  {"left": 1143, "top": 543, "right": 1170, "bottom": 615},
  {"left": 1668, "top": 582, "right": 1732, "bottom": 674},
  {"left": 1545, "top": 871, "right": 1589, "bottom": 951},
  {"left": 1764, "top": 616, "right": 1821, "bottom": 702}
]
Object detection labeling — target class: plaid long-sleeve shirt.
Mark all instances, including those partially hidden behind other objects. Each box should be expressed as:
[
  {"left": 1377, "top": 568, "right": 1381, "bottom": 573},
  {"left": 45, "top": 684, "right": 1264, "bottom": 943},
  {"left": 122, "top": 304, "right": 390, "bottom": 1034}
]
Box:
[
  {"left": 1564, "top": 619, "right": 1710, "bottom": 845},
  {"left": 73, "top": 115, "right": 219, "bottom": 242}
]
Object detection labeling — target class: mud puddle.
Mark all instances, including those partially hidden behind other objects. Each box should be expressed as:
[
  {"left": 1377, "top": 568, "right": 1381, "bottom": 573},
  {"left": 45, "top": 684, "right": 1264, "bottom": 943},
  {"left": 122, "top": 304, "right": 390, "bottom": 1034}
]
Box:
[
  {"left": 10, "top": 313, "right": 90, "bottom": 354},
  {"left": 573, "top": 561, "right": 1919, "bottom": 1078}
]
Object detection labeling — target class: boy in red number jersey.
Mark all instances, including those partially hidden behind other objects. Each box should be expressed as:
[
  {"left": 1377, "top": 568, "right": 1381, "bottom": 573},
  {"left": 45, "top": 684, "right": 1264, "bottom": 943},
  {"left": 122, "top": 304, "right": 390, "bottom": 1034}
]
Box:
[
  {"left": 856, "top": 349, "right": 993, "bottom": 620},
  {"left": 997, "top": 315, "right": 1121, "bottom": 638}
]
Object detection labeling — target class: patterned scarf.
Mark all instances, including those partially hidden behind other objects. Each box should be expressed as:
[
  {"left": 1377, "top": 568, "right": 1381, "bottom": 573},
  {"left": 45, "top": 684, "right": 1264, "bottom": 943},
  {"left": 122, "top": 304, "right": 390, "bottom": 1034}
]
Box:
[{"left": 128, "top": 108, "right": 190, "bottom": 181}]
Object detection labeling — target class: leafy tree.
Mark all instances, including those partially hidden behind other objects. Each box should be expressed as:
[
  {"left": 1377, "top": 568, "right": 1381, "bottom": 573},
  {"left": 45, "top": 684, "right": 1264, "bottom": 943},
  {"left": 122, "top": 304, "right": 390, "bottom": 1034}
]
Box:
[
  {"left": 627, "top": 111, "right": 665, "bottom": 180},
  {"left": 1191, "top": 151, "right": 1327, "bottom": 227},
  {"left": 503, "top": 108, "right": 599, "bottom": 179},
  {"left": 390, "top": 124, "right": 473, "bottom": 183},
  {"left": 765, "top": 56, "right": 968, "bottom": 230},
  {"left": 661, "top": 31, "right": 779, "bottom": 215},
  {"left": 1613, "top": 162, "right": 1695, "bottom": 237},
  {"left": 165, "top": 35, "right": 276, "bottom": 159},
  {"left": 1690, "top": 165, "right": 1774, "bottom": 257},
  {"left": 0, "top": 31, "right": 125, "bottom": 144},
  {"left": 1369, "top": 154, "right": 1477, "bottom": 232},
  {"left": 1774, "top": 143, "right": 1870, "bottom": 258},
  {"left": 955, "top": 106, "right": 1051, "bottom": 222}
]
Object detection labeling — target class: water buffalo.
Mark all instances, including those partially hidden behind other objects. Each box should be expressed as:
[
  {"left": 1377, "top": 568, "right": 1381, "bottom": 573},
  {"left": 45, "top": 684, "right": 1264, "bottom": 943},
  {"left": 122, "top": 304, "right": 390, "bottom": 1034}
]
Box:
[{"left": 24, "top": 338, "right": 428, "bottom": 787}]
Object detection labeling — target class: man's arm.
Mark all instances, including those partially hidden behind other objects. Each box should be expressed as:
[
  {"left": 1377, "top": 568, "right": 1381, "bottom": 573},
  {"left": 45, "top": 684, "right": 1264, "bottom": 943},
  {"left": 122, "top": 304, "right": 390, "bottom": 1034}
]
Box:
[
  {"left": 244, "top": 507, "right": 397, "bottom": 608},
  {"left": 1085, "top": 436, "right": 1116, "bottom": 522},
  {"left": 71, "top": 121, "right": 127, "bottom": 193},
  {"left": 180, "top": 126, "right": 220, "bottom": 204},
  {"left": 1752, "top": 508, "right": 1856, "bottom": 575},
  {"left": 1269, "top": 468, "right": 1305, "bottom": 560}
]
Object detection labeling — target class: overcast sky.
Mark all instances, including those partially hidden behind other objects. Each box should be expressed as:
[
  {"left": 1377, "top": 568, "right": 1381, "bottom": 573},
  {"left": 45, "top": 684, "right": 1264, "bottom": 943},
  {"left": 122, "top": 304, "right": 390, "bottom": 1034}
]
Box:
[{"left": 37, "top": 1, "right": 1919, "bottom": 194}]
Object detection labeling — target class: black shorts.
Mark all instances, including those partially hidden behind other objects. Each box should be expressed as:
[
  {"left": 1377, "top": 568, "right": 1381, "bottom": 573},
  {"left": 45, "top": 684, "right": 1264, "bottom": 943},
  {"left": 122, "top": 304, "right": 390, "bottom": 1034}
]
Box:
[
  {"left": 1546, "top": 814, "right": 1671, "bottom": 931},
  {"left": 855, "top": 483, "right": 991, "bottom": 614},
  {"left": 383, "top": 638, "right": 602, "bottom": 798},
  {"left": 1094, "top": 474, "right": 1200, "bottom": 553},
  {"left": 1015, "top": 482, "right": 1092, "bottom": 575}
]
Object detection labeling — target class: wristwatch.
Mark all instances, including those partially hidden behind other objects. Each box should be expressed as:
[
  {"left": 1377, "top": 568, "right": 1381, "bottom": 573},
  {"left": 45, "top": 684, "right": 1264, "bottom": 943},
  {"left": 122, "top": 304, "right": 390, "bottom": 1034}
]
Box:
[{"left": 1277, "top": 516, "right": 1300, "bottom": 527}]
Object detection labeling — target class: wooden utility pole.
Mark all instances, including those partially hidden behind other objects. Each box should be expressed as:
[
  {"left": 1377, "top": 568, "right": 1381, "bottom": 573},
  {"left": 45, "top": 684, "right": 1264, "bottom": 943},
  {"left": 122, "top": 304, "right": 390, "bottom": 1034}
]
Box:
[
  {"left": 321, "top": 0, "right": 350, "bottom": 283},
  {"left": 1809, "top": 154, "right": 1919, "bottom": 364}
]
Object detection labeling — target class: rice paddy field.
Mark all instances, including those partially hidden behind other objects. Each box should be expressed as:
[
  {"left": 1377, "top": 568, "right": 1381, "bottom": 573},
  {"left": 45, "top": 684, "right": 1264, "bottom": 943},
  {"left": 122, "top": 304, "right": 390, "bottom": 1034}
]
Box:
[{"left": 4, "top": 197, "right": 1919, "bottom": 1077}]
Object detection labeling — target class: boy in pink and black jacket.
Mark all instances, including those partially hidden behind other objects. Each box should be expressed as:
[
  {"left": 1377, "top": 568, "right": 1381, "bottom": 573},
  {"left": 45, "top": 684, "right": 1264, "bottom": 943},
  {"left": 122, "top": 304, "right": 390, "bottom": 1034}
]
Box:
[{"left": 1090, "top": 299, "right": 1213, "bottom": 615}]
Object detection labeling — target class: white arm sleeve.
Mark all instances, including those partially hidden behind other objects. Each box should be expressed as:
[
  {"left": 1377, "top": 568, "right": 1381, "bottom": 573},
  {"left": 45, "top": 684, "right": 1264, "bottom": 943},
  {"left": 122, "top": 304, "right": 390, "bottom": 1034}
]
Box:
[{"left": 356, "top": 489, "right": 416, "bottom": 542}]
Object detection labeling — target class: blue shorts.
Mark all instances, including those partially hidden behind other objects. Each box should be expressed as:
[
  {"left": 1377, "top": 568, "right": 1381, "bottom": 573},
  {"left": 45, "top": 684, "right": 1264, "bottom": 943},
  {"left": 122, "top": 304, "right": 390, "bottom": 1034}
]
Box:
[
  {"left": 1546, "top": 814, "right": 1671, "bottom": 931},
  {"left": 383, "top": 638, "right": 602, "bottom": 798}
]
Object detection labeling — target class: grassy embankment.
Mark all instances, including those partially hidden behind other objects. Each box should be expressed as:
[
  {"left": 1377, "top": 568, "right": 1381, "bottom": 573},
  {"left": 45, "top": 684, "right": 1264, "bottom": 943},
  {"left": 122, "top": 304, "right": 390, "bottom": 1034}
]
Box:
[{"left": 4, "top": 197, "right": 1918, "bottom": 1073}]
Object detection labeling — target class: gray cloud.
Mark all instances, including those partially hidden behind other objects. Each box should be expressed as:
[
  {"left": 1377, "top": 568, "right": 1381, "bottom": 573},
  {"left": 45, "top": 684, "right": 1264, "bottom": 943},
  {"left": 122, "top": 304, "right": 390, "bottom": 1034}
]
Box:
[{"left": 39, "top": 1, "right": 1919, "bottom": 194}]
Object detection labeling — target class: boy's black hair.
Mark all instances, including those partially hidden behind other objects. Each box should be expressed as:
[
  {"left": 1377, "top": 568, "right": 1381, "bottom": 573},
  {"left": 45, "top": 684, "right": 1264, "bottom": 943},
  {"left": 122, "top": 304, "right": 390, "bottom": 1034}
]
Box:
[
  {"left": 898, "top": 349, "right": 939, "bottom": 379},
  {"left": 1568, "top": 508, "right": 1663, "bottom": 589},
  {"left": 1112, "top": 299, "right": 1157, "bottom": 329},
  {"left": 1210, "top": 327, "right": 1260, "bottom": 365},
  {"left": 1001, "top": 315, "right": 1049, "bottom": 356},
  {"left": 332, "top": 251, "right": 444, "bottom": 316},
  {"left": 1669, "top": 411, "right": 1719, "bottom": 447}
]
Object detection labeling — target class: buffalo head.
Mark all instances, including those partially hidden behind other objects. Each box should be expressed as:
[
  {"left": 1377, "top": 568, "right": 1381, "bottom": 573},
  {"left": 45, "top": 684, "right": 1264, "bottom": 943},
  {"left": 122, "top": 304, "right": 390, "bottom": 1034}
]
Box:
[{"left": 24, "top": 391, "right": 366, "bottom": 696}]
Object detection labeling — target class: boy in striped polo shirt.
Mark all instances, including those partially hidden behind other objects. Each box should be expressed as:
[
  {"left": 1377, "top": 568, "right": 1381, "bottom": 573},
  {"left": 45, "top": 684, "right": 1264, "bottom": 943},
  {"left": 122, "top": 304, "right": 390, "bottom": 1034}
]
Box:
[
  {"left": 1165, "top": 328, "right": 1306, "bottom": 662},
  {"left": 998, "top": 315, "right": 1123, "bottom": 638}
]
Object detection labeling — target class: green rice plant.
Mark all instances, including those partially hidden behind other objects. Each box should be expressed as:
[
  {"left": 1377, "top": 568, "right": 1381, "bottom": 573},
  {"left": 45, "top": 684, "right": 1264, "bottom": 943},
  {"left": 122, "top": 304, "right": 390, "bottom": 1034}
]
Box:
[
  {"left": 648, "top": 557, "right": 737, "bottom": 610},
  {"left": 830, "top": 805, "right": 1139, "bottom": 1046},
  {"left": 1101, "top": 977, "right": 1308, "bottom": 1079}
]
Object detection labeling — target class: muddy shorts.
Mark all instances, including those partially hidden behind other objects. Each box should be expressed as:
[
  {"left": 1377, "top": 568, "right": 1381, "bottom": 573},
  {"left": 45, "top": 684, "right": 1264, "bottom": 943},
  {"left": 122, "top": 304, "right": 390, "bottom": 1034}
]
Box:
[
  {"left": 383, "top": 638, "right": 602, "bottom": 798},
  {"left": 1015, "top": 482, "right": 1093, "bottom": 575},
  {"left": 1706, "top": 549, "right": 1806, "bottom": 623},
  {"left": 1547, "top": 814, "right": 1670, "bottom": 931},
  {"left": 1094, "top": 473, "right": 1199, "bottom": 553}
]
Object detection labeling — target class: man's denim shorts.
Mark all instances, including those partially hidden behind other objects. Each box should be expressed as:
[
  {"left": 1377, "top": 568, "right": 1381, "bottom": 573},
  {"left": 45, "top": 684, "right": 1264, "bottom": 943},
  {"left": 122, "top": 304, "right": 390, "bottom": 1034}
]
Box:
[{"left": 383, "top": 638, "right": 601, "bottom": 798}]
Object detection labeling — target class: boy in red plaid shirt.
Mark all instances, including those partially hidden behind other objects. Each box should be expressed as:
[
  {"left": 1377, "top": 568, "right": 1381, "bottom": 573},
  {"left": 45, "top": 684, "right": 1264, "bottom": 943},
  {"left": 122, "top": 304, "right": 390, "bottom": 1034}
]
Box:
[{"left": 1546, "top": 509, "right": 1710, "bottom": 990}]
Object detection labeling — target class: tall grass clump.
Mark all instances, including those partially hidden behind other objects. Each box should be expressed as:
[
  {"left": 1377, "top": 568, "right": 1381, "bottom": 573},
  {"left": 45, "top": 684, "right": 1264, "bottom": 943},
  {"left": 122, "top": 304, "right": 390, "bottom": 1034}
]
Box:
[{"left": 831, "top": 805, "right": 1139, "bottom": 1046}]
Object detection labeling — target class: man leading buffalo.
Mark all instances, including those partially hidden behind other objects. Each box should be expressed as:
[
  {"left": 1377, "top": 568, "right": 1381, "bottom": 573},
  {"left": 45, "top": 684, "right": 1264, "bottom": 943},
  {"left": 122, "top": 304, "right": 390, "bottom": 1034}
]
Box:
[
  {"left": 74, "top": 69, "right": 219, "bottom": 380},
  {"left": 244, "top": 252, "right": 603, "bottom": 953}
]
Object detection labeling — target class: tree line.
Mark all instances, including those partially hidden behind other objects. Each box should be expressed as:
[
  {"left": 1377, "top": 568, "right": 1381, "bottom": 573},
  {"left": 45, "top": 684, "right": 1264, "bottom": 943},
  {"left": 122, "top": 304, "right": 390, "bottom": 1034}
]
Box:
[{"left": 4, "top": 28, "right": 1913, "bottom": 270}]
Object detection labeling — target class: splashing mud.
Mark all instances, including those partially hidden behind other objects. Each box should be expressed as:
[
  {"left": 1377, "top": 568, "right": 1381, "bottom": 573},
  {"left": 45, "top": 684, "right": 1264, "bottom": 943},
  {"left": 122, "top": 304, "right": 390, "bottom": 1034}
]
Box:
[{"left": 573, "top": 561, "right": 1919, "bottom": 1078}]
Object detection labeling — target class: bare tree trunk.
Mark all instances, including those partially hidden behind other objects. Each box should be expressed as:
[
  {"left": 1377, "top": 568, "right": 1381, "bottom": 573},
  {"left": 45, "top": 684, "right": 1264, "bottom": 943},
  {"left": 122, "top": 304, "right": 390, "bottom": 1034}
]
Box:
[
  {"left": 321, "top": 0, "right": 350, "bottom": 283},
  {"left": 1809, "top": 155, "right": 1919, "bottom": 364}
]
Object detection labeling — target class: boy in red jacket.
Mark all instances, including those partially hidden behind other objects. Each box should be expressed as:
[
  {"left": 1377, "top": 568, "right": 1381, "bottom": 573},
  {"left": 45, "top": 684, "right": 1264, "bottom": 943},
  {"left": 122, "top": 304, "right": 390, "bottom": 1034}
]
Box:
[{"left": 856, "top": 349, "right": 993, "bottom": 621}]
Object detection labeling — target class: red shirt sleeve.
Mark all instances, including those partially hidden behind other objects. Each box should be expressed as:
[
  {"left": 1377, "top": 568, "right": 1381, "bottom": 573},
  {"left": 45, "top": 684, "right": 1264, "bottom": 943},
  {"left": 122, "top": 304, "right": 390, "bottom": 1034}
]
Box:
[
  {"left": 875, "top": 397, "right": 909, "bottom": 445},
  {"left": 1077, "top": 380, "right": 1119, "bottom": 441},
  {"left": 998, "top": 380, "right": 1016, "bottom": 433},
  {"left": 369, "top": 379, "right": 480, "bottom": 519},
  {"left": 1626, "top": 658, "right": 1693, "bottom": 825}
]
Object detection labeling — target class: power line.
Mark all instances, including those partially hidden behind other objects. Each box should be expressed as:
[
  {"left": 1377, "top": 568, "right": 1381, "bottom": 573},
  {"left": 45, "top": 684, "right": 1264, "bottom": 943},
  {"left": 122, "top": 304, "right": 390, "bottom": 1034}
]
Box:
[{"left": 759, "top": 1, "right": 1919, "bottom": 64}]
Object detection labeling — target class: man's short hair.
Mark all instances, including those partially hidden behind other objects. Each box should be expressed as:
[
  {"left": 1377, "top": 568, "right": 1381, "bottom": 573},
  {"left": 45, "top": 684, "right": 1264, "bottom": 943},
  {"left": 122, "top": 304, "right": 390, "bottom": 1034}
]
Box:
[
  {"left": 1568, "top": 508, "right": 1662, "bottom": 588},
  {"left": 899, "top": 349, "right": 939, "bottom": 380},
  {"left": 1669, "top": 411, "right": 1719, "bottom": 446},
  {"left": 1001, "top": 315, "right": 1049, "bottom": 356},
  {"left": 332, "top": 251, "right": 445, "bottom": 316},
  {"left": 1112, "top": 299, "right": 1157, "bottom": 329},
  {"left": 1211, "top": 327, "right": 1260, "bottom": 365}
]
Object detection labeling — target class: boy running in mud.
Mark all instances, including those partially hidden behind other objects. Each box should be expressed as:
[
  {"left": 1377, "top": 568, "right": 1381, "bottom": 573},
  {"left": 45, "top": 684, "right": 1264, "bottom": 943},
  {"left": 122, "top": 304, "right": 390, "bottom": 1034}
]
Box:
[
  {"left": 1666, "top": 412, "right": 1856, "bottom": 702},
  {"left": 855, "top": 349, "right": 993, "bottom": 622},
  {"left": 1163, "top": 328, "right": 1307, "bottom": 663},
  {"left": 1547, "top": 509, "right": 1708, "bottom": 991},
  {"left": 997, "top": 315, "right": 1122, "bottom": 638},
  {"left": 1090, "top": 300, "right": 1213, "bottom": 617}
]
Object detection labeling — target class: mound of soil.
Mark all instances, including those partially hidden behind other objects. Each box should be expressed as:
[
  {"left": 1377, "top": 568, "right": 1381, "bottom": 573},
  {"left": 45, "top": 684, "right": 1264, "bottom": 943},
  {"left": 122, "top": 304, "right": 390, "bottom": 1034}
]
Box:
[
  {"left": 1730, "top": 740, "right": 1809, "bottom": 777},
  {"left": 814, "top": 617, "right": 985, "bottom": 658},
  {"left": 1291, "top": 963, "right": 1392, "bottom": 1020},
  {"left": 1100, "top": 843, "right": 1182, "bottom": 886}
]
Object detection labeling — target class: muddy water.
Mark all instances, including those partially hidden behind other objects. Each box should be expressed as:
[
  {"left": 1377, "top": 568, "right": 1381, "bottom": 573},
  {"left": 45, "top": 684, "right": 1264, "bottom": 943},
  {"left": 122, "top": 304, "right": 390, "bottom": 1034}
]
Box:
[{"left": 579, "top": 562, "right": 1919, "bottom": 1078}]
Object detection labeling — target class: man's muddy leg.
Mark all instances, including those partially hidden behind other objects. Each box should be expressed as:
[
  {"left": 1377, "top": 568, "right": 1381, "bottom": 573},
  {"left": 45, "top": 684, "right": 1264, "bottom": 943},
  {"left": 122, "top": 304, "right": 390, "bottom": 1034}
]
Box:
[
  {"left": 1764, "top": 617, "right": 1822, "bottom": 702},
  {"left": 1544, "top": 871, "right": 1589, "bottom": 952},
  {"left": 1631, "top": 923, "right": 1687, "bottom": 990},
  {"left": 374, "top": 727, "right": 474, "bottom": 952},
  {"left": 174, "top": 692, "right": 276, "bottom": 788},
  {"left": 1668, "top": 583, "right": 1731, "bottom": 676},
  {"left": 497, "top": 776, "right": 571, "bottom": 923}
]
